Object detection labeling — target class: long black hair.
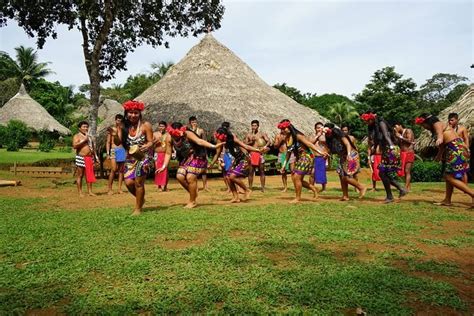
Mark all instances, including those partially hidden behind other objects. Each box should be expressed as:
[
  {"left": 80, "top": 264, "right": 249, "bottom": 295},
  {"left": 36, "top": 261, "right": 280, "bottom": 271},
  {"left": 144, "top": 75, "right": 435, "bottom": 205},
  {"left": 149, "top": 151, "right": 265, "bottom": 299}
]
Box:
[
  {"left": 364, "top": 110, "right": 396, "bottom": 149},
  {"left": 215, "top": 126, "right": 237, "bottom": 157},
  {"left": 121, "top": 110, "right": 143, "bottom": 150},
  {"left": 324, "top": 123, "right": 356, "bottom": 155},
  {"left": 280, "top": 119, "right": 304, "bottom": 158},
  {"left": 419, "top": 113, "right": 440, "bottom": 135}
]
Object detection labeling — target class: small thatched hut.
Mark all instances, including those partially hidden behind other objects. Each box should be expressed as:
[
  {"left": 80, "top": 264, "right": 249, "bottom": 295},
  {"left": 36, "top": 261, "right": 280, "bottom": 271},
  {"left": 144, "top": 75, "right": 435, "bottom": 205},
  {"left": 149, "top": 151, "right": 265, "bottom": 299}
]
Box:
[
  {"left": 0, "top": 84, "right": 71, "bottom": 135},
  {"left": 98, "top": 33, "right": 328, "bottom": 144},
  {"left": 416, "top": 84, "right": 474, "bottom": 154}
]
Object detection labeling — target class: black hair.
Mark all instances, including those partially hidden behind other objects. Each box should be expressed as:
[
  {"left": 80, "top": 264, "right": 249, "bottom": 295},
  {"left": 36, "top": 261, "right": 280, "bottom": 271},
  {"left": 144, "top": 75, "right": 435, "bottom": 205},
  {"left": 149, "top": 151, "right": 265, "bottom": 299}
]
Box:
[
  {"left": 221, "top": 121, "right": 230, "bottom": 129},
  {"left": 419, "top": 113, "right": 441, "bottom": 135},
  {"left": 340, "top": 124, "right": 350, "bottom": 130},
  {"left": 448, "top": 113, "right": 458, "bottom": 120},
  {"left": 315, "top": 122, "right": 323, "bottom": 128},
  {"left": 77, "top": 120, "right": 89, "bottom": 128},
  {"left": 216, "top": 126, "right": 236, "bottom": 157},
  {"left": 280, "top": 119, "right": 303, "bottom": 158},
  {"left": 324, "top": 123, "right": 356, "bottom": 155},
  {"left": 364, "top": 110, "right": 395, "bottom": 148},
  {"left": 115, "top": 114, "right": 124, "bottom": 120},
  {"left": 158, "top": 121, "right": 167, "bottom": 126},
  {"left": 251, "top": 120, "right": 259, "bottom": 126},
  {"left": 171, "top": 122, "right": 183, "bottom": 130},
  {"left": 122, "top": 110, "right": 143, "bottom": 150},
  {"left": 189, "top": 116, "right": 197, "bottom": 122}
]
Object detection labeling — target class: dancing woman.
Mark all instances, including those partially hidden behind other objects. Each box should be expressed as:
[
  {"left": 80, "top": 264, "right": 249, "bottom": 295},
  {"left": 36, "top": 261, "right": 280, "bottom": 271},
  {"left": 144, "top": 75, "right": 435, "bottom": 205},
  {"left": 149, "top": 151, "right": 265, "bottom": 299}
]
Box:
[
  {"left": 120, "top": 100, "right": 154, "bottom": 215},
  {"left": 156, "top": 122, "right": 224, "bottom": 208},
  {"left": 210, "top": 126, "right": 261, "bottom": 203},
  {"left": 416, "top": 113, "right": 472, "bottom": 208},
  {"left": 278, "top": 119, "right": 328, "bottom": 203},
  {"left": 361, "top": 111, "right": 407, "bottom": 203},
  {"left": 324, "top": 124, "right": 366, "bottom": 201}
]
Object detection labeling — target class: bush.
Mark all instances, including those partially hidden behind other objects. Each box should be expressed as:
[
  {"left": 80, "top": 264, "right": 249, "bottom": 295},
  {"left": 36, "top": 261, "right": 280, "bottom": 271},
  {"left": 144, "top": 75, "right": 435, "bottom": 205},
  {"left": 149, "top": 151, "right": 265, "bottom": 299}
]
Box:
[
  {"left": 411, "top": 161, "right": 443, "bottom": 182},
  {"left": 37, "top": 130, "right": 58, "bottom": 152},
  {"left": 4, "top": 120, "right": 30, "bottom": 151},
  {"left": 0, "top": 125, "right": 6, "bottom": 148}
]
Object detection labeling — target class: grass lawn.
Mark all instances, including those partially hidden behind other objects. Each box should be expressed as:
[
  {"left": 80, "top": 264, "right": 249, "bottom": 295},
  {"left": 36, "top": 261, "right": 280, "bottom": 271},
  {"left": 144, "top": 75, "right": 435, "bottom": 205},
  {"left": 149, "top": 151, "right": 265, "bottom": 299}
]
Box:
[
  {"left": 0, "top": 174, "right": 472, "bottom": 314},
  {"left": 0, "top": 148, "right": 74, "bottom": 165}
]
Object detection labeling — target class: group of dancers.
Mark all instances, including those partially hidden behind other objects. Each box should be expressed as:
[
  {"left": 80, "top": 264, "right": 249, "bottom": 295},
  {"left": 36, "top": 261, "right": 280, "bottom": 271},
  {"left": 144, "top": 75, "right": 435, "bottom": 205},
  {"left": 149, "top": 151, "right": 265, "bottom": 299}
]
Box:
[{"left": 73, "top": 100, "right": 472, "bottom": 215}]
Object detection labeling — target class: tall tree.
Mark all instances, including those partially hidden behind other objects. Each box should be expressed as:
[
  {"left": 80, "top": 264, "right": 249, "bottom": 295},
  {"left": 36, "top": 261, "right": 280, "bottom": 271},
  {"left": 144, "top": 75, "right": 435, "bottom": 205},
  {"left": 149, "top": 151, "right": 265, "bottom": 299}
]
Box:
[
  {"left": 328, "top": 102, "right": 359, "bottom": 127},
  {"left": 0, "top": 46, "right": 53, "bottom": 87},
  {"left": 1, "top": 1, "right": 225, "bottom": 136},
  {"left": 273, "top": 83, "right": 306, "bottom": 104},
  {"left": 355, "top": 66, "right": 418, "bottom": 125}
]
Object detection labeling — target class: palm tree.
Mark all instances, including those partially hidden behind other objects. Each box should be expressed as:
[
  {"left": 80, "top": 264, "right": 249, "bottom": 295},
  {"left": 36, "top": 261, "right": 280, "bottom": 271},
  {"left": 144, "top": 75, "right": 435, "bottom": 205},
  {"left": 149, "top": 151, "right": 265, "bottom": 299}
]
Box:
[
  {"left": 0, "top": 46, "right": 53, "bottom": 88},
  {"left": 150, "top": 61, "right": 174, "bottom": 81},
  {"left": 328, "top": 102, "right": 359, "bottom": 126}
]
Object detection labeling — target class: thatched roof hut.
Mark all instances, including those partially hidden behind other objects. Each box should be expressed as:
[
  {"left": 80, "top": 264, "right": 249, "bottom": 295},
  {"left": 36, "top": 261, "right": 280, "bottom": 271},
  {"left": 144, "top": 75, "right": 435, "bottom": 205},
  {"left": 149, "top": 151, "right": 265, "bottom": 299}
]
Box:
[
  {"left": 98, "top": 34, "right": 328, "bottom": 144},
  {"left": 415, "top": 84, "right": 474, "bottom": 154},
  {"left": 0, "top": 84, "right": 71, "bottom": 135},
  {"left": 73, "top": 97, "right": 123, "bottom": 121}
]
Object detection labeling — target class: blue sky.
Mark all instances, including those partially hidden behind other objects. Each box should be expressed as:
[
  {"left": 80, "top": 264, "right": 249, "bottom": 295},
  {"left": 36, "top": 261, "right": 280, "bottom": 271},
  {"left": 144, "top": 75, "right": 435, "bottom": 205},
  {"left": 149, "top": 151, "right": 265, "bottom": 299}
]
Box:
[{"left": 1, "top": 0, "right": 472, "bottom": 97}]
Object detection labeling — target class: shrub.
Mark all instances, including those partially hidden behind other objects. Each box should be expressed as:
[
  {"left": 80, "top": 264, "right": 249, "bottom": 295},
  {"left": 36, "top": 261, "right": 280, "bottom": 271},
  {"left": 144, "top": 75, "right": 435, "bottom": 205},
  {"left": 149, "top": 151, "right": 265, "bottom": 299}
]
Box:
[
  {"left": 4, "top": 120, "right": 30, "bottom": 151},
  {"left": 37, "top": 130, "right": 58, "bottom": 152},
  {"left": 0, "top": 125, "right": 6, "bottom": 148},
  {"left": 411, "top": 161, "right": 443, "bottom": 182}
]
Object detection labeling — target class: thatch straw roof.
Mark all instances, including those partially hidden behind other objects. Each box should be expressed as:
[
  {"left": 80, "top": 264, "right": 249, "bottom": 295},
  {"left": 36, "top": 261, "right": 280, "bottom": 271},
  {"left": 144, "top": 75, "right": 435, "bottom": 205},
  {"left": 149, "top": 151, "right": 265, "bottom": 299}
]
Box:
[
  {"left": 415, "top": 84, "right": 474, "bottom": 153},
  {"left": 0, "top": 84, "right": 71, "bottom": 135},
  {"left": 73, "top": 97, "right": 123, "bottom": 121},
  {"left": 97, "top": 33, "right": 328, "bottom": 145}
]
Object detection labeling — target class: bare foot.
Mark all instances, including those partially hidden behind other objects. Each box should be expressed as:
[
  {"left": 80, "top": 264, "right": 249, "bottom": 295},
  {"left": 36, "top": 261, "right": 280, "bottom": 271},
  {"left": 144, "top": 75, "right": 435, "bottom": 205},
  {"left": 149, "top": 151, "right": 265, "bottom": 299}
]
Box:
[
  {"left": 184, "top": 202, "right": 197, "bottom": 209},
  {"left": 244, "top": 189, "right": 252, "bottom": 200},
  {"left": 340, "top": 197, "right": 349, "bottom": 202},
  {"left": 261, "top": 187, "right": 265, "bottom": 193},
  {"left": 140, "top": 199, "right": 146, "bottom": 208},
  {"left": 358, "top": 187, "right": 367, "bottom": 199},
  {"left": 311, "top": 186, "right": 319, "bottom": 199},
  {"left": 79, "top": 192, "right": 85, "bottom": 197},
  {"left": 131, "top": 209, "right": 142, "bottom": 216},
  {"left": 370, "top": 188, "right": 377, "bottom": 192},
  {"left": 383, "top": 198, "right": 394, "bottom": 204},
  {"left": 399, "top": 189, "right": 408, "bottom": 199},
  {"left": 230, "top": 198, "right": 241, "bottom": 203},
  {"left": 88, "top": 192, "right": 97, "bottom": 197},
  {"left": 433, "top": 201, "right": 452, "bottom": 206},
  {"left": 281, "top": 188, "right": 288, "bottom": 193},
  {"left": 117, "top": 190, "right": 124, "bottom": 194},
  {"left": 289, "top": 199, "right": 301, "bottom": 204},
  {"left": 107, "top": 190, "right": 114, "bottom": 196}
]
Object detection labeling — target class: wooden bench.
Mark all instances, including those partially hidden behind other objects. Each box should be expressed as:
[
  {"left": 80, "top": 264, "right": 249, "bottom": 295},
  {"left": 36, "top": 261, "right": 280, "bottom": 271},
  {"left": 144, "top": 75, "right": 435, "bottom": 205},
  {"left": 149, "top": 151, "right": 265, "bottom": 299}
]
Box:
[{"left": 10, "top": 166, "right": 71, "bottom": 177}]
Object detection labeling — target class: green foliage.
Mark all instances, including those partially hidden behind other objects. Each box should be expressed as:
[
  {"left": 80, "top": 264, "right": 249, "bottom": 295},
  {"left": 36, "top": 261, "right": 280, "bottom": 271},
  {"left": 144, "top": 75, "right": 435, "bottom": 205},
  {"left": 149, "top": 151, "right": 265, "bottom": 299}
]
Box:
[
  {"left": 0, "top": 125, "right": 6, "bottom": 147},
  {"left": 3, "top": 120, "right": 30, "bottom": 151},
  {"left": 37, "top": 130, "right": 59, "bottom": 152},
  {"left": 355, "top": 66, "right": 418, "bottom": 127},
  {"left": 29, "top": 78, "right": 76, "bottom": 126},
  {"left": 273, "top": 83, "right": 307, "bottom": 104},
  {"left": 358, "top": 142, "right": 369, "bottom": 167},
  {"left": 0, "top": 77, "right": 20, "bottom": 106},
  {"left": 412, "top": 161, "right": 443, "bottom": 182},
  {"left": 0, "top": 148, "right": 73, "bottom": 164},
  {"left": 328, "top": 102, "right": 359, "bottom": 126}
]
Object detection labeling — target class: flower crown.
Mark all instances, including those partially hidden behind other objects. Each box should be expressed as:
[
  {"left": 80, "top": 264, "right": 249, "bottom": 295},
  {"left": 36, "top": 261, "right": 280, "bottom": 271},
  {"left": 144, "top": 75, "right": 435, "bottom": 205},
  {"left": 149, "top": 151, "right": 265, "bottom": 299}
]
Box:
[
  {"left": 167, "top": 126, "right": 187, "bottom": 137},
  {"left": 214, "top": 132, "right": 227, "bottom": 141},
  {"left": 323, "top": 127, "right": 332, "bottom": 136},
  {"left": 414, "top": 117, "right": 426, "bottom": 125},
  {"left": 277, "top": 121, "right": 291, "bottom": 130},
  {"left": 360, "top": 113, "right": 376, "bottom": 121},
  {"left": 123, "top": 100, "right": 145, "bottom": 111}
]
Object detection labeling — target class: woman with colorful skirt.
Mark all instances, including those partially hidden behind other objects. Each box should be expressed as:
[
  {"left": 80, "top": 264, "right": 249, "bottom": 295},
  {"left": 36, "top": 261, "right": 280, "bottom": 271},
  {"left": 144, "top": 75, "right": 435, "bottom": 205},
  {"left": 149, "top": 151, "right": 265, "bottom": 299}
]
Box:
[
  {"left": 156, "top": 122, "right": 224, "bottom": 209},
  {"left": 324, "top": 124, "right": 366, "bottom": 201},
  {"left": 361, "top": 111, "right": 407, "bottom": 203},
  {"left": 278, "top": 119, "right": 328, "bottom": 203},
  {"left": 416, "top": 113, "right": 472, "bottom": 208},
  {"left": 119, "top": 100, "right": 154, "bottom": 216},
  {"left": 210, "top": 126, "right": 261, "bottom": 203}
]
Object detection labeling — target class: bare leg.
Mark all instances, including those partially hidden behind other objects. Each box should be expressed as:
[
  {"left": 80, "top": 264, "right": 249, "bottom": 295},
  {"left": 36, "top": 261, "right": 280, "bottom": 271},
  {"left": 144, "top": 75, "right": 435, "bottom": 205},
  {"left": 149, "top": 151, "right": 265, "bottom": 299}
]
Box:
[
  {"left": 87, "top": 182, "right": 96, "bottom": 196},
  {"left": 76, "top": 167, "right": 85, "bottom": 196},
  {"left": 371, "top": 180, "right": 377, "bottom": 192},
  {"left": 302, "top": 178, "right": 318, "bottom": 199},
  {"left": 346, "top": 177, "right": 366, "bottom": 199},
  {"left": 227, "top": 177, "right": 240, "bottom": 202},
  {"left": 131, "top": 175, "right": 146, "bottom": 215},
  {"left": 248, "top": 165, "right": 255, "bottom": 189},
  {"left": 117, "top": 164, "right": 124, "bottom": 193},
  {"left": 445, "top": 174, "right": 474, "bottom": 198},
  {"left": 107, "top": 160, "right": 117, "bottom": 194},
  {"left": 125, "top": 178, "right": 136, "bottom": 196},
  {"left": 380, "top": 171, "right": 394, "bottom": 203},
  {"left": 230, "top": 175, "right": 251, "bottom": 200},
  {"left": 281, "top": 172, "right": 288, "bottom": 192},
  {"left": 202, "top": 170, "right": 209, "bottom": 191},
  {"left": 185, "top": 173, "right": 198, "bottom": 208},
  {"left": 321, "top": 183, "right": 326, "bottom": 192},
  {"left": 340, "top": 176, "right": 349, "bottom": 201},
  {"left": 291, "top": 173, "right": 303, "bottom": 203},
  {"left": 259, "top": 163, "right": 265, "bottom": 192},
  {"left": 405, "top": 162, "right": 413, "bottom": 191},
  {"left": 176, "top": 173, "right": 189, "bottom": 192}
]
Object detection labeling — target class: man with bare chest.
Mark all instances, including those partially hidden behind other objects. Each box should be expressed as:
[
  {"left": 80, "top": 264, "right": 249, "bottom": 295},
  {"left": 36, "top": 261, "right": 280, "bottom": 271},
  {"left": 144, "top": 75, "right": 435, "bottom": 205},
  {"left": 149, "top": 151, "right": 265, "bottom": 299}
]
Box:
[
  {"left": 72, "top": 121, "right": 97, "bottom": 196},
  {"left": 244, "top": 120, "right": 271, "bottom": 192},
  {"left": 394, "top": 122, "right": 415, "bottom": 191},
  {"left": 153, "top": 121, "right": 169, "bottom": 191},
  {"left": 448, "top": 113, "right": 470, "bottom": 183}
]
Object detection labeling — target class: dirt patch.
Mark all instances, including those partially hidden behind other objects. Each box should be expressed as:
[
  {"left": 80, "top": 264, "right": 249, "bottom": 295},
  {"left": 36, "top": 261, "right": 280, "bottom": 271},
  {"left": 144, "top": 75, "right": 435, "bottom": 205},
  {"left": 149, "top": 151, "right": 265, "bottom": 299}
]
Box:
[
  {"left": 25, "top": 307, "right": 65, "bottom": 316},
  {"left": 264, "top": 250, "right": 295, "bottom": 267},
  {"left": 228, "top": 230, "right": 263, "bottom": 240},
  {"left": 154, "top": 231, "right": 214, "bottom": 250},
  {"left": 418, "top": 221, "right": 473, "bottom": 240},
  {"left": 407, "top": 301, "right": 464, "bottom": 316}
]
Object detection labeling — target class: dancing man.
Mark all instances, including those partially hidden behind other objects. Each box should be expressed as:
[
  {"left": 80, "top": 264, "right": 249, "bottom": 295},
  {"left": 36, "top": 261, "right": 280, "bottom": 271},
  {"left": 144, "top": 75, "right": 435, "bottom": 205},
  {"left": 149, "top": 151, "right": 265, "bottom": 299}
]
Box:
[
  {"left": 72, "top": 121, "right": 97, "bottom": 196},
  {"left": 156, "top": 122, "right": 224, "bottom": 208},
  {"left": 394, "top": 122, "right": 415, "bottom": 191},
  {"left": 153, "top": 121, "right": 169, "bottom": 192},
  {"left": 416, "top": 113, "right": 472, "bottom": 208},
  {"left": 106, "top": 114, "right": 126, "bottom": 195},
  {"left": 361, "top": 111, "right": 407, "bottom": 203},
  {"left": 120, "top": 100, "right": 154, "bottom": 215},
  {"left": 278, "top": 119, "right": 328, "bottom": 203},
  {"left": 245, "top": 120, "right": 271, "bottom": 192}
]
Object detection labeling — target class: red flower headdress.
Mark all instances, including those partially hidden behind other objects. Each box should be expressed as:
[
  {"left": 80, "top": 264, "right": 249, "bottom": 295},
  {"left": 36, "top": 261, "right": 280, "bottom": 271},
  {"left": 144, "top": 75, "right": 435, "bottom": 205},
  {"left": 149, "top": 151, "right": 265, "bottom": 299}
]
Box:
[
  {"left": 414, "top": 117, "right": 425, "bottom": 125},
  {"left": 123, "top": 100, "right": 145, "bottom": 111},
  {"left": 277, "top": 121, "right": 291, "bottom": 130},
  {"left": 167, "top": 126, "right": 187, "bottom": 137},
  {"left": 360, "top": 113, "right": 376, "bottom": 121},
  {"left": 323, "top": 127, "right": 332, "bottom": 136},
  {"left": 214, "top": 132, "right": 227, "bottom": 142}
]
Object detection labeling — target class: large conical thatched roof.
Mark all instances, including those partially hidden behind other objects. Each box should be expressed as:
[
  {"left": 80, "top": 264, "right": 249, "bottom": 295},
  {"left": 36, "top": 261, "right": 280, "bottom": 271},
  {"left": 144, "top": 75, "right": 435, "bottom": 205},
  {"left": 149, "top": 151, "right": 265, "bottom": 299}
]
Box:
[
  {"left": 0, "top": 84, "right": 71, "bottom": 135},
  {"left": 99, "top": 34, "right": 328, "bottom": 144},
  {"left": 416, "top": 84, "right": 474, "bottom": 153}
]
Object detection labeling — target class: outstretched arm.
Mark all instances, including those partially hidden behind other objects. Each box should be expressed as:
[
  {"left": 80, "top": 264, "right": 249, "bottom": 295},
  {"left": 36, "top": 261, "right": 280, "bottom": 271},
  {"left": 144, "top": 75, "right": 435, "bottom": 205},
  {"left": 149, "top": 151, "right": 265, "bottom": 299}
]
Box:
[
  {"left": 209, "top": 140, "right": 224, "bottom": 167},
  {"left": 234, "top": 136, "right": 260, "bottom": 152},
  {"left": 297, "top": 134, "right": 327, "bottom": 156},
  {"left": 156, "top": 135, "right": 173, "bottom": 174}
]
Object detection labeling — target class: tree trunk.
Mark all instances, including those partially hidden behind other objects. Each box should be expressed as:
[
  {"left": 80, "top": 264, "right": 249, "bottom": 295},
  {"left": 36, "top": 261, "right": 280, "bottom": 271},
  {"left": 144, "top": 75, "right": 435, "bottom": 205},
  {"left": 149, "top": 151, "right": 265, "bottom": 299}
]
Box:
[{"left": 88, "top": 66, "right": 100, "bottom": 137}]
